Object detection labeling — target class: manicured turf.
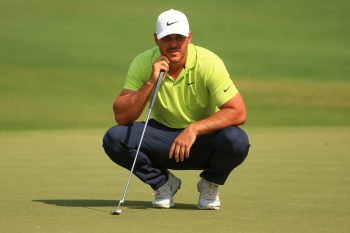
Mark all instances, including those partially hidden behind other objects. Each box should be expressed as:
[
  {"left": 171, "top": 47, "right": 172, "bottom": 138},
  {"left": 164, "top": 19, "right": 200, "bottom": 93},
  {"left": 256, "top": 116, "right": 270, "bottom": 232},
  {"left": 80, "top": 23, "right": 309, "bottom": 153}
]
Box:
[{"left": 0, "top": 128, "right": 349, "bottom": 233}]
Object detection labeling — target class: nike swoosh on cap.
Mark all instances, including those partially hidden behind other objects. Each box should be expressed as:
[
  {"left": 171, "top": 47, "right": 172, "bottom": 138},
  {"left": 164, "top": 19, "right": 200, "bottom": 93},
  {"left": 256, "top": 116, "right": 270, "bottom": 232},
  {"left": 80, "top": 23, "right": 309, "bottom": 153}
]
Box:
[{"left": 167, "top": 21, "right": 179, "bottom": 26}]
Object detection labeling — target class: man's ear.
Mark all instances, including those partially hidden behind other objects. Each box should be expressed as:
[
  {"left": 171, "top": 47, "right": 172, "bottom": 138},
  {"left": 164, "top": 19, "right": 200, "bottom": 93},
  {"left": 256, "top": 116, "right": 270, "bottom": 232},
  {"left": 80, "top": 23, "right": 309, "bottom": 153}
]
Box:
[
  {"left": 154, "top": 33, "right": 159, "bottom": 45},
  {"left": 188, "top": 31, "right": 193, "bottom": 43}
]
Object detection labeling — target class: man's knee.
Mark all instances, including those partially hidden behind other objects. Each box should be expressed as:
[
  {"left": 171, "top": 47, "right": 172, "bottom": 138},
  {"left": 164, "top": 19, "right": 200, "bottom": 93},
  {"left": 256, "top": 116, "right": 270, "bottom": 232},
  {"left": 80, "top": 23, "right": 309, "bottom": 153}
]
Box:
[
  {"left": 102, "top": 125, "right": 127, "bottom": 156},
  {"left": 102, "top": 124, "right": 153, "bottom": 170},
  {"left": 218, "top": 126, "right": 250, "bottom": 162}
]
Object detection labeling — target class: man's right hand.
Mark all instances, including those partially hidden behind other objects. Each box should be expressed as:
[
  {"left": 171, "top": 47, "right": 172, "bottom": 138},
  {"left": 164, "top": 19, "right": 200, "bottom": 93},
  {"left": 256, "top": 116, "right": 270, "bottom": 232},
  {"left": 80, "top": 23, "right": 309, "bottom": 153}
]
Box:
[{"left": 150, "top": 55, "right": 169, "bottom": 83}]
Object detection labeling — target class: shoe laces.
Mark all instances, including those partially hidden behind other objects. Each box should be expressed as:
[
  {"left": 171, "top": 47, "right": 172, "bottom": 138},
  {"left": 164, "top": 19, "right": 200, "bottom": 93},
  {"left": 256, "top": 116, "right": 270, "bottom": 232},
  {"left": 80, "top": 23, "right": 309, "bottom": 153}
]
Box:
[
  {"left": 201, "top": 181, "right": 219, "bottom": 200},
  {"left": 154, "top": 183, "right": 171, "bottom": 199}
]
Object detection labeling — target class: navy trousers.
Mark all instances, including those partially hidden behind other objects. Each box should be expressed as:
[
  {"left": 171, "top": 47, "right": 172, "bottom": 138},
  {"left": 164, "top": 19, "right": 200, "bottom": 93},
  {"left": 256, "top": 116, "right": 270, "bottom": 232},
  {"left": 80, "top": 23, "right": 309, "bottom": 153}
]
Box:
[{"left": 103, "top": 119, "right": 250, "bottom": 190}]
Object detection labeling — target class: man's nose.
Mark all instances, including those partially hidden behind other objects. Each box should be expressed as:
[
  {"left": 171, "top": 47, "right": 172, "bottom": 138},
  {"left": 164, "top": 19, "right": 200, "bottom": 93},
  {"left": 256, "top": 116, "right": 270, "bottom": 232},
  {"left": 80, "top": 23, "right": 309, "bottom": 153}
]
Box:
[{"left": 168, "top": 39, "right": 179, "bottom": 48}]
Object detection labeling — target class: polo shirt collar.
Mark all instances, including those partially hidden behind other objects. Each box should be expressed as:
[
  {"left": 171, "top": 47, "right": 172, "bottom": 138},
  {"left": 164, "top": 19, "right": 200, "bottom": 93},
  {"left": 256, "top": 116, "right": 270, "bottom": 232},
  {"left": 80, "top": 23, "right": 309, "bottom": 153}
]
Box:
[
  {"left": 160, "top": 43, "right": 196, "bottom": 82},
  {"left": 184, "top": 43, "right": 196, "bottom": 71}
]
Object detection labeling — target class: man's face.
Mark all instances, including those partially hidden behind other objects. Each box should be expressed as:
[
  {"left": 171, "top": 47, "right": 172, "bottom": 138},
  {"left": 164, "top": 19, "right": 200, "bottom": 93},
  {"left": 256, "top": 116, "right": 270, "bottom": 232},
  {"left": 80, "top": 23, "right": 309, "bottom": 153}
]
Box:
[{"left": 155, "top": 32, "right": 192, "bottom": 64}]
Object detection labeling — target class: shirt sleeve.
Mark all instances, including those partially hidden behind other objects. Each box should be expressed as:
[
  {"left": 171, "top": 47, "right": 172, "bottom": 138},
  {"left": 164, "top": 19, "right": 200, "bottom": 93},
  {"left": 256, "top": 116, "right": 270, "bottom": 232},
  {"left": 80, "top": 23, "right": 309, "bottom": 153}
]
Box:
[
  {"left": 123, "top": 52, "right": 153, "bottom": 91},
  {"left": 206, "top": 59, "right": 238, "bottom": 107}
]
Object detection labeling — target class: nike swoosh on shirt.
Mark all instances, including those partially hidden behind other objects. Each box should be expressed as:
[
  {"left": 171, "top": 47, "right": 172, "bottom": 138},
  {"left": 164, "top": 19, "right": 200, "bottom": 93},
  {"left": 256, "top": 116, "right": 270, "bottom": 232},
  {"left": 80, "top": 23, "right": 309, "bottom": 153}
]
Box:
[
  {"left": 224, "top": 85, "right": 231, "bottom": 92},
  {"left": 167, "top": 21, "right": 179, "bottom": 26},
  {"left": 187, "top": 81, "right": 195, "bottom": 86}
]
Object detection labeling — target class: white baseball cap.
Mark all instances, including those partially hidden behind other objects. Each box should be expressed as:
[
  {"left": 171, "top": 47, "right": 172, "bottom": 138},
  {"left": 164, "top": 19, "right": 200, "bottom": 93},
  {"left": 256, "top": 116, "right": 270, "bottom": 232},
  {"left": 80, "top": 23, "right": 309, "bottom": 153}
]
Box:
[{"left": 156, "top": 9, "right": 190, "bottom": 39}]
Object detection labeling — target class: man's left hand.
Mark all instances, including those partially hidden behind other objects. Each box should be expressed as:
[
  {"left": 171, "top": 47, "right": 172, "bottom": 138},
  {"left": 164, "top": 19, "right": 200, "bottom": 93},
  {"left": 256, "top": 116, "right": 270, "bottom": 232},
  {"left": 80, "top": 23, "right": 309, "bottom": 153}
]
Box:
[{"left": 169, "top": 124, "right": 197, "bottom": 162}]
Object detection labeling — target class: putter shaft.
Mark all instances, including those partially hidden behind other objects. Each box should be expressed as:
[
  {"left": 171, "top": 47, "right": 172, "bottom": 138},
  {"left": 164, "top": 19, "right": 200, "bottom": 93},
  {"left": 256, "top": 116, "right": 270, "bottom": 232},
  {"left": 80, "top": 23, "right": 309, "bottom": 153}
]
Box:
[{"left": 113, "top": 71, "right": 165, "bottom": 214}]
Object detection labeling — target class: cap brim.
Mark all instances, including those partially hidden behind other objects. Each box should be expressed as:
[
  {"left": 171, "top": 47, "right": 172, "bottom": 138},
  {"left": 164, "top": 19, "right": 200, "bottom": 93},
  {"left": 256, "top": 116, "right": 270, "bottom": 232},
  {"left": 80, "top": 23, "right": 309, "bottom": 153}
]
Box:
[{"left": 157, "top": 30, "right": 189, "bottom": 39}]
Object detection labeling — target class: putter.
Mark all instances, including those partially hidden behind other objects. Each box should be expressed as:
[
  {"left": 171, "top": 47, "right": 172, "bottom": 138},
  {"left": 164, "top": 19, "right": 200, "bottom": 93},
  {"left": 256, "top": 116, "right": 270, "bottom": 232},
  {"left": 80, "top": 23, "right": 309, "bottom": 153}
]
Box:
[{"left": 112, "top": 70, "right": 166, "bottom": 215}]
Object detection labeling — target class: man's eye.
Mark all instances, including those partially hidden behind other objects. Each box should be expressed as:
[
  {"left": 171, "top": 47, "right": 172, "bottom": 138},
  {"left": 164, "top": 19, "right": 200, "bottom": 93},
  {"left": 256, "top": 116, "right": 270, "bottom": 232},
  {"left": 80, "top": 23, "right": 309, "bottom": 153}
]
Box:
[
  {"left": 163, "top": 37, "right": 172, "bottom": 41},
  {"left": 178, "top": 37, "right": 184, "bottom": 41}
]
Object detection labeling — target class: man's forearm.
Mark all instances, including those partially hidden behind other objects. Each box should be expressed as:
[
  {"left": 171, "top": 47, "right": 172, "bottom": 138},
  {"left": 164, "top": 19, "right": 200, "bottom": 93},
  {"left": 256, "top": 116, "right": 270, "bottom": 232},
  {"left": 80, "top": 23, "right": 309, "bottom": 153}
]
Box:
[
  {"left": 190, "top": 107, "right": 245, "bottom": 136},
  {"left": 169, "top": 106, "right": 246, "bottom": 162},
  {"left": 113, "top": 80, "right": 156, "bottom": 125}
]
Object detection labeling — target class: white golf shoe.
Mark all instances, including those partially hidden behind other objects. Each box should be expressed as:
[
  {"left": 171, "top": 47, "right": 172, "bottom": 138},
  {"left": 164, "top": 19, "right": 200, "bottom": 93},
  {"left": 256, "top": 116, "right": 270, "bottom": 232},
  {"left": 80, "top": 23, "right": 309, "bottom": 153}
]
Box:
[
  {"left": 197, "top": 178, "right": 220, "bottom": 210},
  {"left": 152, "top": 171, "right": 181, "bottom": 208}
]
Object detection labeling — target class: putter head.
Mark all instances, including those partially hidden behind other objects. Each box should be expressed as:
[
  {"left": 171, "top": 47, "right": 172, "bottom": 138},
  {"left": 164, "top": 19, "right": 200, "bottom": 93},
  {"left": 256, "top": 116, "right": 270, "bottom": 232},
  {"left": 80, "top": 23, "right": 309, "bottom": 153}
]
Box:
[
  {"left": 111, "top": 200, "right": 124, "bottom": 215},
  {"left": 111, "top": 209, "right": 122, "bottom": 215}
]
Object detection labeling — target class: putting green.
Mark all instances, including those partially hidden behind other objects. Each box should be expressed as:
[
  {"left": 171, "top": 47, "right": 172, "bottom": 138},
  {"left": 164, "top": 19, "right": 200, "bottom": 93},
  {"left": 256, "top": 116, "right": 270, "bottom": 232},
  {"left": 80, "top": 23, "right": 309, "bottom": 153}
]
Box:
[{"left": 0, "top": 127, "right": 349, "bottom": 233}]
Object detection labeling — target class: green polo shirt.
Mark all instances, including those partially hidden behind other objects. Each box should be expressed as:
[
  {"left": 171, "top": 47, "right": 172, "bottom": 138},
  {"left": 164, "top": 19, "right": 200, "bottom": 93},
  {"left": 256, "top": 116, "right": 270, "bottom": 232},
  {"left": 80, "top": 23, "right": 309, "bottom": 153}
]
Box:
[{"left": 124, "top": 43, "right": 238, "bottom": 128}]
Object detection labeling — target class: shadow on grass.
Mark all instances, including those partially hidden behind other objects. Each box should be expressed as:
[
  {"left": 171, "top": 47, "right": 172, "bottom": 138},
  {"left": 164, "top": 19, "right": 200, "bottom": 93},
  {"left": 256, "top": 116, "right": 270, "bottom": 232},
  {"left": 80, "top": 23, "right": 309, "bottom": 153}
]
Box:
[{"left": 33, "top": 199, "right": 197, "bottom": 212}]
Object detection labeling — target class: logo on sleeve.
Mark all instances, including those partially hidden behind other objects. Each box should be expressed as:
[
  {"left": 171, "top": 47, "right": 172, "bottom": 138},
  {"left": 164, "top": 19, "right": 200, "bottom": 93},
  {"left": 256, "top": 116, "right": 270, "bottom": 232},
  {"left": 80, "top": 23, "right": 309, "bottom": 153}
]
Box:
[{"left": 224, "top": 85, "right": 231, "bottom": 92}]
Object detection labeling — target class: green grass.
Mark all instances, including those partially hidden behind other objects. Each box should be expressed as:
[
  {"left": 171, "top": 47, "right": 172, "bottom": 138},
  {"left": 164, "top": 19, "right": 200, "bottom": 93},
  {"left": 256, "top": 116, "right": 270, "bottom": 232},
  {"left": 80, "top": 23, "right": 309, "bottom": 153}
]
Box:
[{"left": 0, "top": 128, "right": 349, "bottom": 233}]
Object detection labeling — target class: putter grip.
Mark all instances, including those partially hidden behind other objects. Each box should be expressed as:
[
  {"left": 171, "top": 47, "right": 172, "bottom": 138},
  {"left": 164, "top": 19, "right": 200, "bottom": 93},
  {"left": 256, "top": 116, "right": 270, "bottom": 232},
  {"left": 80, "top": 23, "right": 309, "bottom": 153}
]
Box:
[{"left": 149, "top": 71, "right": 165, "bottom": 109}]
